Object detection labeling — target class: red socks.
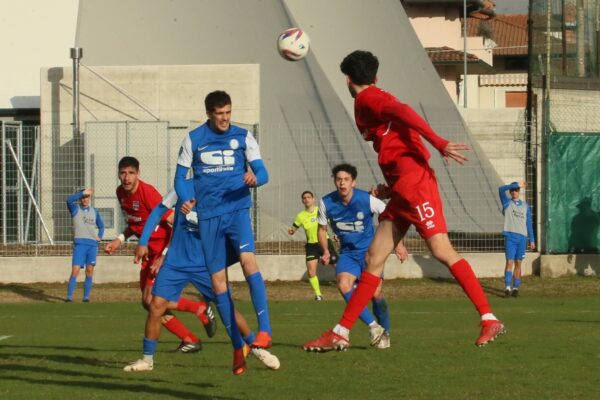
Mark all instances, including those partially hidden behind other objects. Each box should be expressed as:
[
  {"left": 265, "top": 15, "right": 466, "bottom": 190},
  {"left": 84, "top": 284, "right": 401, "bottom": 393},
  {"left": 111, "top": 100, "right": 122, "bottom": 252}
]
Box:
[
  {"left": 339, "top": 271, "right": 381, "bottom": 330},
  {"left": 449, "top": 258, "right": 492, "bottom": 316},
  {"left": 162, "top": 316, "right": 198, "bottom": 343},
  {"left": 176, "top": 297, "right": 205, "bottom": 313}
]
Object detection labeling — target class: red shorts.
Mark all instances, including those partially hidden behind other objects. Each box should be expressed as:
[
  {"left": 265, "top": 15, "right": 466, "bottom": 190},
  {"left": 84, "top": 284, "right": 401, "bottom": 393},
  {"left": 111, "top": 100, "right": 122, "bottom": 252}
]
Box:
[
  {"left": 379, "top": 163, "right": 448, "bottom": 239},
  {"left": 139, "top": 237, "right": 168, "bottom": 290}
]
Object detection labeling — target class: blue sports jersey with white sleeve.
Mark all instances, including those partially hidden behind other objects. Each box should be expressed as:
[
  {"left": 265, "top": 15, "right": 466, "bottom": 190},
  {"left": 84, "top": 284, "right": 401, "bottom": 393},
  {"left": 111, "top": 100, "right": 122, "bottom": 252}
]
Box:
[
  {"left": 139, "top": 182, "right": 206, "bottom": 270},
  {"left": 176, "top": 122, "right": 263, "bottom": 220},
  {"left": 318, "top": 189, "right": 386, "bottom": 253}
]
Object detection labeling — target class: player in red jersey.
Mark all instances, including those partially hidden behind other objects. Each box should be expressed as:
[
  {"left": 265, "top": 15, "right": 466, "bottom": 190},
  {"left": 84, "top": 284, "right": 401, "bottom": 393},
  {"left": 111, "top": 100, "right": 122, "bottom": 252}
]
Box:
[
  {"left": 105, "top": 156, "right": 215, "bottom": 352},
  {"left": 303, "top": 50, "right": 505, "bottom": 351}
]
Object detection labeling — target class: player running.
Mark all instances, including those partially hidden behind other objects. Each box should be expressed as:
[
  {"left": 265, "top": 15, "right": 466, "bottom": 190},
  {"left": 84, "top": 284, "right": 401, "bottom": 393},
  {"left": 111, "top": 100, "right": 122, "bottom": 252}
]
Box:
[
  {"left": 105, "top": 156, "right": 215, "bottom": 352},
  {"left": 288, "top": 190, "right": 338, "bottom": 300},
  {"left": 313, "top": 163, "right": 408, "bottom": 350},
  {"left": 174, "top": 90, "right": 273, "bottom": 373},
  {"left": 66, "top": 188, "right": 104, "bottom": 302},
  {"left": 123, "top": 181, "right": 279, "bottom": 373},
  {"left": 303, "top": 50, "right": 505, "bottom": 351},
  {"left": 499, "top": 181, "right": 535, "bottom": 298}
]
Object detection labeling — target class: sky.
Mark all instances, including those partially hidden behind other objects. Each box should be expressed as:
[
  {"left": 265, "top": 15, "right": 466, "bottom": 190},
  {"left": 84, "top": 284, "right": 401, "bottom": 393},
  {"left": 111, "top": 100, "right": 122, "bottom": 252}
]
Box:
[{"left": 495, "top": 0, "right": 529, "bottom": 14}]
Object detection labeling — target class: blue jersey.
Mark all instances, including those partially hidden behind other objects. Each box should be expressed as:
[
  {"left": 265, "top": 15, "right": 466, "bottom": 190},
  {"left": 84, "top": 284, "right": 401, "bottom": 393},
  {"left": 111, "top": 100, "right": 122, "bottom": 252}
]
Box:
[
  {"left": 161, "top": 189, "right": 207, "bottom": 270},
  {"left": 177, "top": 122, "right": 262, "bottom": 220},
  {"left": 318, "top": 188, "right": 386, "bottom": 253},
  {"left": 139, "top": 181, "right": 206, "bottom": 270}
]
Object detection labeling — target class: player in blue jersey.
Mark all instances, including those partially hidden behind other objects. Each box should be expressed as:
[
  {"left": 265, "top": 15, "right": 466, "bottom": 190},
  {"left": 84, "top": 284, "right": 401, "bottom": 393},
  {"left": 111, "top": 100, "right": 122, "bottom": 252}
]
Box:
[
  {"left": 66, "top": 188, "right": 104, "bottom": 302},
  {"left": 174, "top": 90, "right": 272, "bottom": 374},
  {"left": 124, "top": 180, "right": 280, "bottom": 373},
  {"left": 311, "top": 164, "right": 408, "bottom": 350},
  {"left": 499, "top": 181, "right": 535, "bottom": 298}
]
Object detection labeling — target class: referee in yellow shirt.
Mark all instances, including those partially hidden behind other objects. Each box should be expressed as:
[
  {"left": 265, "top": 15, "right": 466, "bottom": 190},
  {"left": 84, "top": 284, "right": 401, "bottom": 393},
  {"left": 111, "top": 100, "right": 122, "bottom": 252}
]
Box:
[{"left": 288, "top": 191, "right": 338, "bottom": 300}]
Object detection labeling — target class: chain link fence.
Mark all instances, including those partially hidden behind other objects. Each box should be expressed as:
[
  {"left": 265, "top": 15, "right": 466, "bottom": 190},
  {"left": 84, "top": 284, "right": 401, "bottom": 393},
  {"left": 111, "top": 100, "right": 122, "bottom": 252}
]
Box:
[{"left": 1, "top": 116, "right": 532, "bottom": 257}]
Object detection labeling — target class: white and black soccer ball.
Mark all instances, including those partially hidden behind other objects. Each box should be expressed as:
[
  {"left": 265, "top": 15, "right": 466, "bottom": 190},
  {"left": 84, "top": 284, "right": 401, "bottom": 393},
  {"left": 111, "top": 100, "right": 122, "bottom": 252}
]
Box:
[{"left": 277, "top": 28, "right": 310, "bottom": 61}]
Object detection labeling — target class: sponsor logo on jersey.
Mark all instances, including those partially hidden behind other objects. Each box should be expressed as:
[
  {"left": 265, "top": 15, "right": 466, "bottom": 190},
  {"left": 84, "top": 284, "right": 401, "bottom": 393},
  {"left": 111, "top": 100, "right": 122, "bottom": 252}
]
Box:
[
  {"left": 198, "top": 148, "right": 236, "bottom": 174},
  {"left": 335, "top": 220, "right": 364, "bottom": 233},
  {"left": 82, "top": 215, "right": 96, "bottom": 225},
  {"left": 125, "top": 214, "right": 142, "bottom": 223}
]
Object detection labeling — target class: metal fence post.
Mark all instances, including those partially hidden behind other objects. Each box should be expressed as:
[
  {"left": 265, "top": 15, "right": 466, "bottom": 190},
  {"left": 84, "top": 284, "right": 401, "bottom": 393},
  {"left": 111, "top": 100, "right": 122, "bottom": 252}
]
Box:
[{"left": 1, "top": 122, "right": 6, "bottom": 244}]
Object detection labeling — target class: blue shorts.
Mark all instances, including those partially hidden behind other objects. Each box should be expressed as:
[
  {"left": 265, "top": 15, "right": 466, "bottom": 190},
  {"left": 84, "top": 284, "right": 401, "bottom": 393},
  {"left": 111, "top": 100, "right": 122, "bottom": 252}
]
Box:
[
  {"left": 152, "top": 263, "right": 215, "bottom": 303},
  {"left": 336, "top": 251, "right": 366, "bottom": 278},
  {"left": 505, "top": 234, "right": 527, "bottom": 261},
  {"left": 72, "top": 243, "right": 98, "bottom": 267},
  {"left": 199, "top": 208, "right": 255, "bottom": 275}
]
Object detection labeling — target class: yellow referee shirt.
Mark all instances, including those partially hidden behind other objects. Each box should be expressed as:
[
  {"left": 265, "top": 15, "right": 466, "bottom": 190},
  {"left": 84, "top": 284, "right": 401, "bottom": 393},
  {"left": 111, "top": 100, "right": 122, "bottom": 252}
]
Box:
[{"left": 292, "top": 207, "right": 328, "bottom": 244}]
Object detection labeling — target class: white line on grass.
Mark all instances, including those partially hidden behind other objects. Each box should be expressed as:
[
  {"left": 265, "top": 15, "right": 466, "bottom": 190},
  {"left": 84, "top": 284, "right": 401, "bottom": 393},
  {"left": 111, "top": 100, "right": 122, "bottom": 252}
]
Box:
[{"left": 0, "top": 335, "right": 12, "bottom": 342}]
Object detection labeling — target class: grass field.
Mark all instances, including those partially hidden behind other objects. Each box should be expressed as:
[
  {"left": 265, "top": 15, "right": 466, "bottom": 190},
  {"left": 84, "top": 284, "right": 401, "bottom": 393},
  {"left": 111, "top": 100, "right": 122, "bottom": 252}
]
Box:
[{"left": 1, "top": 278, "right": 599, "bottom": 399}]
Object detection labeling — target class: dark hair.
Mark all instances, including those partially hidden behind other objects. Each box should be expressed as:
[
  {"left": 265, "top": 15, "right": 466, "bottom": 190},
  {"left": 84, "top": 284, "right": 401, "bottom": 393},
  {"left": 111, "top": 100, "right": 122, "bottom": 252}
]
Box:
[
  {"left": 340, "top": 50, "right": 379, "bottom": 85},
  {"left": 332, "top": 163, "right": 357, "bottom": 180},
  {"left": 205, "top": 90, "right": 232, "bottom": 112},
  {"left": 118, "top": 156, "right": 139, "bottom": 171},
  {"left": 301, "top": 190, "right": 314, "bottom": 198}
]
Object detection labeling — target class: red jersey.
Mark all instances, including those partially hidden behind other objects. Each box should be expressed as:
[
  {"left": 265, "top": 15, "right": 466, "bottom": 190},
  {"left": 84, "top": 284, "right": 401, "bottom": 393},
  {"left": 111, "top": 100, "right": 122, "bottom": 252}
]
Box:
[
  {"left": 116, "top": 180, "right": 171, "bottom": 240},
  {"left": 354, "top": 85, "right": 449, "bottom": 187}
]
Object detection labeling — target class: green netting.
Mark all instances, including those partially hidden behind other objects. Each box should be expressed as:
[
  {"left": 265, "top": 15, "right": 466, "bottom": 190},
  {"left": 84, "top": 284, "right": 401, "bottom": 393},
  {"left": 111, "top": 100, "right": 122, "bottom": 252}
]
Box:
[{"left": 546, "top": 134, "right": 600, "bottom": 253}]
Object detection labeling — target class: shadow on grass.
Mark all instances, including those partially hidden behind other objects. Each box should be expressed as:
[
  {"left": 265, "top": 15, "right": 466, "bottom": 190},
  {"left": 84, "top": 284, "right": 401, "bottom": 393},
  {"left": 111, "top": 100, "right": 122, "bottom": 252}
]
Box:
[
  {"left": 0, "top": 284, "right": 64, "bottom": 302},
  {"left": 0, "top": 352, "right": 122, "bottom": 368},
  {"left": 0, "top": 363, "right": 164, "bottom": 383},
  {"left": 0, "top": 344, "right": 131, "bottom": 352},
  {"left": 426, "top": 277, "right": 506, "bottom": 298},
  {"left": 1, "top": 375, "right": 233, "bottom": 400}
]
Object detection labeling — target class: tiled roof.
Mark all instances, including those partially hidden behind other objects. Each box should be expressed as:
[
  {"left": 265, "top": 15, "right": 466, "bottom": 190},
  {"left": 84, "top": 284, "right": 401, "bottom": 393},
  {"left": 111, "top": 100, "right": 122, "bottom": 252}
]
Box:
[
  {"left": 467, "top": 14, "right": 528, "bottom": 56},
  {"left": 426, "top": 46, "right": 480, "bottom": 63}
]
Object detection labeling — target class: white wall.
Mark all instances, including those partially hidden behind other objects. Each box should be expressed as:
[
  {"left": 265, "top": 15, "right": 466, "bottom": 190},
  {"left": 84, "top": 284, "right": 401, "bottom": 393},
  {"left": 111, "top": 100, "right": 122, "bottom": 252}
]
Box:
[{"left": 0, "top": 0, "right": 78, "bottom": 109}]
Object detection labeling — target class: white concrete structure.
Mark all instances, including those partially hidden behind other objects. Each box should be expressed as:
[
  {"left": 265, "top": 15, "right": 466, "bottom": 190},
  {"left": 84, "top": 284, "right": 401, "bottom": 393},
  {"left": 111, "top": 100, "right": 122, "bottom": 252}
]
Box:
[
  {"left": 0, "top": 253, "right": 538, "bottom": 284},
  {"left": 0, "top": 0, "right": 78, "bottom": 110}
]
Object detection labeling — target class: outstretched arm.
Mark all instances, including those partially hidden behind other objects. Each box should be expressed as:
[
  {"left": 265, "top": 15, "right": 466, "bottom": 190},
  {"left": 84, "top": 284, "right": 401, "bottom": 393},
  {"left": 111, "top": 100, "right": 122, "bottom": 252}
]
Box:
[
  {"left": 381, "top": 101, "right": 469, "bottom": 164},
  {"left": 175, "top": 134, "right": 195, "bottom": 203}
]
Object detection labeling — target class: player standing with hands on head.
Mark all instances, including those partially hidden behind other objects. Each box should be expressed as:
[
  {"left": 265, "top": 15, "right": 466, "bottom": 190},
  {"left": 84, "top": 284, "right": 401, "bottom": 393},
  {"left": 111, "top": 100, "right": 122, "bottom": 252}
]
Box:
[
  {"left": 304, "top": 50, "right": 505, "bottom": 352},
  {"left": 498, "top": 181, "right": 535, "bottom": 298},
  {"left": 288, "top": 190, "right": 338, "bottom": 300},
  {"left": 313, "top": 163, "right": 408, "bottom": 350},
  {"left": 175, "top": 90, "right": 272, "bottom": 375},
  {"left": 66, "top": 188, "right": 104, "bottom": 302},
  {"left": 104, "top": 157, "right": 214, "bottom": 352}
]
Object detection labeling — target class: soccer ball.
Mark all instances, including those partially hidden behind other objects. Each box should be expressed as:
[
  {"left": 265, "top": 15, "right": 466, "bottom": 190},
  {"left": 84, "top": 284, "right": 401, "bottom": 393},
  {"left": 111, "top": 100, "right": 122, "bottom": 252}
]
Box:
[{"left": 277, "top": 28, "right": 310, "bottom": 61}]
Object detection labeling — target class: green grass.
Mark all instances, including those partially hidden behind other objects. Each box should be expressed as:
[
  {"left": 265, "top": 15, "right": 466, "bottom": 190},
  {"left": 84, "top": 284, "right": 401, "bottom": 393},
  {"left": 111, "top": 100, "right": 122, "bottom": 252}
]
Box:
[{"left": 1, "top": 297, "right": 599, "bottom": 400}]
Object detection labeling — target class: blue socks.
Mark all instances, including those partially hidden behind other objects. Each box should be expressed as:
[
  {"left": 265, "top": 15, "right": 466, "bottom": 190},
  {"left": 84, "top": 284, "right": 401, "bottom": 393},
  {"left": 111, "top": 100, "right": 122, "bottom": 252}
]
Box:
[
  {"left": 342, "top": 288, "right": 376, "bottom": 326},
  {"left": 504, "top": 270, "right": 513, "bottom": 289},
  {"left": 243, "top": 332, "right": 256, "bottom": 346},
  {"left": 67, "top": 276, "right": 77, "bottom": 300},
  {"left": 143, "top": 337, "right": 158, "bottom": 356},
  {"left": 246, "top": 272, "right": 272, "bottom": 335},
  {"left": 83, "top": 276, "right": 93, "bottom": 300},
  {"left": 373, "top": 297, "right": 390, "bottom": 332},
  {"left": 513, "top": 278, "right": 521, "bottom": 289},
  {"left": 215, "top": 291, "right": 245, "bottom": 349}
]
